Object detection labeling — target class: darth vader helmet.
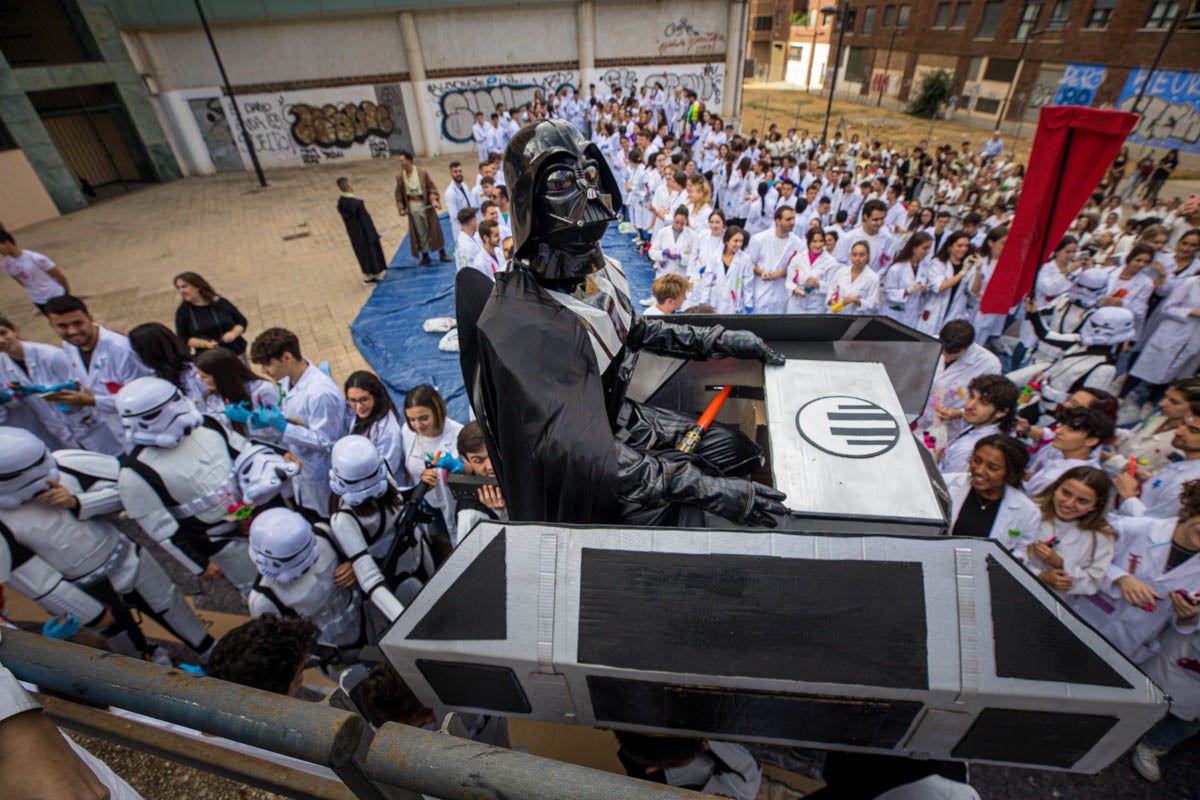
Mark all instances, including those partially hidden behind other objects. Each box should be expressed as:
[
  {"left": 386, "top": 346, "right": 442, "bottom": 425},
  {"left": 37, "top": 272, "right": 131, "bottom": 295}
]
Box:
[{"left": 505, "top": 119, "right": 622, "bottom": 281}]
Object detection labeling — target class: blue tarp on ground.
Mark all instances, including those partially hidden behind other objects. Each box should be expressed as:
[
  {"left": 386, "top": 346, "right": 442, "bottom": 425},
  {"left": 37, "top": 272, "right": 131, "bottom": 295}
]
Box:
[{"left": 350, "top": 213, "right": 654, "bottom": 422}]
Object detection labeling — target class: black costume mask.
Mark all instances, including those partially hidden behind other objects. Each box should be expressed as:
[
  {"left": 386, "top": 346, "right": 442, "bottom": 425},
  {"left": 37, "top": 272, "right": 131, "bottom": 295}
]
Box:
[{"left": 505, "top": 119, "right": 623, "bottom": 281}]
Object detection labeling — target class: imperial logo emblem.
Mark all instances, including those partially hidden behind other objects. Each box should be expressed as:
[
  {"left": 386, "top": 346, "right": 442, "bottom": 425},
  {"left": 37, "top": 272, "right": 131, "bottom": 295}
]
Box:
[{"left": 796, "top": 395, "right": 901, "bottom": 459}]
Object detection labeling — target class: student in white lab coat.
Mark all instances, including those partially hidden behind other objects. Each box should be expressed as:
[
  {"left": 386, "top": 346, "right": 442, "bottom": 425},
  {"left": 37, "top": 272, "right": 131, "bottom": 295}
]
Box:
[
  {"left": 687, "top": 209, "right": 726, "bottom": 306},
  {"left": 343, "top": 370, "right": 405, "bottom": 477},
  {"left": 1022, "top": 406, "right": 1113, "bottom": 497},
  {"left": 1112, "top": 411, "right": 1200, "bottom": 520},
  {"left": 684, "top": 175, "right": 713, "bottom": 233},
  {"left": 128, "top": 322, "right": 207, "bottom": 407},
  {"left": 471, "top": 112, "right": 490, "bottom": 164},
  {"left": 825, "top": 241, "right": 881, "bottom": 316},
  {"left": 0, "top": 315, "right": 79, "bottom": 448},
  {"left": 1104, "top": 243, "right": 1157, "bottom": 339},
  {"left": 1128, "top": 275, "right": 1200, "bottom": 392},
  {"left": 924, "top": 233, "right": 977, "bottom": 339},
  {"left": 644, "top": 275, "right": 688, "bottom": 317},
  {"left": 939, "top": 374, "right": 1020, "bottom": 476},
  {"left": 1026, "top": 466, "right": 1117, "bottom": 600},
  {"left": 400, "top": 384, "right": 464, "bottom": 545},
  {"left": 454, "top": 209, "right": 482, "bottom": 273},
  {"left": 250, "top": 328, "right": 350, "bottom": 518},
  {"left": 43, "top": 294, "right": 152, "bottom": 455},
  {"left": 746, "top": 206, "right": 802, "bottom": 314},
  {"left": 722, "top": 157, "right": 751, "bottom": 227},
  {"left": 443, "top": 161, "right": 474, "bottom": 243},
  {"left": 917, "top": 320, "right": 1002, "bottom": 451},
  {"left": 1074, "top": 481, "right": 1200, "bottom": 665},
  {"left": 649, "top": 206, "right": 697, "bottom": 280},
  {"left": 694, "top": 226, "right": 754, "bottom": 314},
  {"left": 1133, "top": 624, "right": 1200, "bottom": 782},
  {"left": 648, "top": 169, "right": 688, "bottom": 237},
  {"left": 194, "top": 347, "right": 281, "bottom": 441},
  {"left": 943, "top": 434, "right": 1040, "bottom": 559},
  {"left": 881, "top": 232, "right": 934, "bottom": 330},
  {"left": 785, "top": 227, "right": 836, "bottom": 314}
]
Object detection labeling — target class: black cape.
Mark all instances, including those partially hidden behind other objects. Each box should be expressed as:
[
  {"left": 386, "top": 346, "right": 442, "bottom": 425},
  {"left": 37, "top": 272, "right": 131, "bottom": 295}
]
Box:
[
  {"left": 337, "top": 195, "right": 387, "bottom": 276},
  {"left": 471, "top": 268, "right": 623, "bottom": 524}
]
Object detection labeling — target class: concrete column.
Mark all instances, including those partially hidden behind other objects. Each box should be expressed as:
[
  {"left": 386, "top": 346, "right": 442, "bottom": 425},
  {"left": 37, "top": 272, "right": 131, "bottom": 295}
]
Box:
[
  {"left": 0, "top": 51, "right": 86, "bottom": 212},
  {"left": 398, "top": 11, "right": 437, "bottom": 157},
  {"left": 723, "top": 0, "right": 749, "bottom": 119},
  {"left": 577, "top": 0, "right": 597, "bottom": 90}
]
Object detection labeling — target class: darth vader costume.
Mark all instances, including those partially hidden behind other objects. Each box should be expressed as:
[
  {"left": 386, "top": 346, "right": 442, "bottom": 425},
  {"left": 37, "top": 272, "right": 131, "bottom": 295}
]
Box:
[{"left": 458, "top": 119, "right": 787, "bottom": 527}]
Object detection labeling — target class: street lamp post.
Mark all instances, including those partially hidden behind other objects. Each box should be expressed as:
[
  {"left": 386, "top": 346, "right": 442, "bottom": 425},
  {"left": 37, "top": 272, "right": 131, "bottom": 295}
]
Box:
[
  {"left": 820, "top": 3, "right": 849, "bottom": 146},
  {"left": 996, "top": 28, "right": 1042, "bottom": 130},
  {"left": 877, "top": 28, "right": 899, "bottom": 107}
]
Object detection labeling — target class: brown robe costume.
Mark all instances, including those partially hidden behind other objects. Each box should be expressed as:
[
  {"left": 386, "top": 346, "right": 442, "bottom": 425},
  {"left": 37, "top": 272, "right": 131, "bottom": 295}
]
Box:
[{"left": 394, "top": 166, "right": 446, "bottom": 257}]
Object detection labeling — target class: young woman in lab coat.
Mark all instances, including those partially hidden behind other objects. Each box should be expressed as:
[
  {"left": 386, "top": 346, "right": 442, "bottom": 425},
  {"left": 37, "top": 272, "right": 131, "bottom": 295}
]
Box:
[
  {"left": 344, "top": 370, "right": 405, "bottom": 477},
  {"left": 0, "top": 315, "right": 79, "bottom": 448},
  {"left": 400, "top": 384, "right": 463, "bottom": 545},
  {"left": 785, "top": 228, "right": 838, "bottom": 315},
  {"left": 826, "top": 241, "right": 881, "bottom": 315},
  {"left": 1073, "top": 479, "right": 1200, "bottom": 665},
  {"left": 944, "top": 434, "right": 1041, "bottom": 560},
  {"left": 194, "top": 347, "right": 280, "bottom": 439},
  {"left": 881, "top": 232, "right": 934, "bottom": 330},
  {"left": 695, "top": 226, "right": 754, "bottom": 315},
  {"left": 1026, "top": 466, "right": 1116, "bottom": 600}
]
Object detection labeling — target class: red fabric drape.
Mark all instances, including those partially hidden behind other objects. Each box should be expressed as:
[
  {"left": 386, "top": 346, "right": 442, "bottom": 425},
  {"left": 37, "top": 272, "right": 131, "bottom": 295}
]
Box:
[{"left": 980, "top": 106, "right": 1139, "bottom": 314}]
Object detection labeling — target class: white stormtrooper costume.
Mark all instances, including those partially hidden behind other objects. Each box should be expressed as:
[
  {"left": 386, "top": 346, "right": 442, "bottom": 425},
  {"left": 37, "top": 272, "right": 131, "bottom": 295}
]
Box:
[
  {"left": 247, "top": 507, "right": 363, "bottom": 650},
  {"left": 233, "top": 443, "right": 301, "bottom": 509},
  {"left": 0, "top": 427, "right": 214, "bottom": 660},
  {"left": 116, "top": 377, "right": 269, "bottom": 595},
  {"left": 1010, "top": 306, "right": 1136, "bottom": 425},
  {"left": 1023, "top": 268, "right": 1110, "bottom": 365},
  {"left": 328, "top": 436, "right": 436, "bottom": 624}
]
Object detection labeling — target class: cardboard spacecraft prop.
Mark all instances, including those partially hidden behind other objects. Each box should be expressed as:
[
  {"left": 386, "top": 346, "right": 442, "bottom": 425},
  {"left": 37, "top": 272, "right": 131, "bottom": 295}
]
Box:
[{"left": 381, "top": 315, "right": 1167, "bottom": 773}]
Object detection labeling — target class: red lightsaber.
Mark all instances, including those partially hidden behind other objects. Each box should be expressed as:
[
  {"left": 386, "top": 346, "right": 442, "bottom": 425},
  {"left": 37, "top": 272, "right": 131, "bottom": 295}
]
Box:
[{"left": 677, "top": 384, "right": 734, "bottom": 454}]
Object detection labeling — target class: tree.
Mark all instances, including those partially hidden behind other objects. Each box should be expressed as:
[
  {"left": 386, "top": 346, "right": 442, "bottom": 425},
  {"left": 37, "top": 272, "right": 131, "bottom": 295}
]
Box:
[{"left": 907, "top": 69, "right": 953, "bottom": 120}]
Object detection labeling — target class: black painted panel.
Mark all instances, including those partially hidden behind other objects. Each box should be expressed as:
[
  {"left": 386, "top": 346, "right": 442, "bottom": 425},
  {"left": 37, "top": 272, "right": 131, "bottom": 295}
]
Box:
[
  {"left": 588, "top": 676, "right": 922, "bottom": 748},
  {"left": 416, "top": 659, "right": 531, "bottom": 713},
  {"left": 408, "top": 529, "right": 506, "bottom": 641},
  {"left": 987, "top": 556, "right": 1131, "bottom": 688},
  {"left": 952, "top": 707, "right": 1118, "bottom": 768},
  {"left": 578, "top": 549, "right": 929, "bottom": 690}
]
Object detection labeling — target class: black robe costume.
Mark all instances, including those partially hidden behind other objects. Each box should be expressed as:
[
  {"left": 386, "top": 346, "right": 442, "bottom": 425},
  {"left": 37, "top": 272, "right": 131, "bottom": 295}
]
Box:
[{"left": 338, "top": 195, "right": 387, "bottom": 277}]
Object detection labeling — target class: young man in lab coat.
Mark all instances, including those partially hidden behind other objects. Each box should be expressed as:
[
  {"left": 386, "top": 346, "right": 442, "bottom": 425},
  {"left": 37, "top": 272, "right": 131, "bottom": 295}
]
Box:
[
  {"left": 938, "top": 374, "right": 1019, "bottom": 475},
  {"left": 1113, "top": 412, "right": 1200, "bottom": 520},
  {"left": 919, "top": 320, "right": 1002, "bottom": 445},
  {"left": 444, "top": 161, "right": 473, "bottom": 243},
  {"left": 746, "top": 206, "right": 802, "bottom": 315},
  {"left": 249, "top": 328, "right": 349, "bottom": 519},
  {"left": 42, "top": 294, "right": 152, "bottom": 455}
]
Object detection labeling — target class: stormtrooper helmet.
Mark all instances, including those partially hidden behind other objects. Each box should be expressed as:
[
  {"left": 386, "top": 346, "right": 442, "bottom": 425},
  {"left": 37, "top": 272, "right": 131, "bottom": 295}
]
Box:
[
  {"left": 116, "top": 377, "right": 203, "bottom": 448},
  {"left": 329, "top": 435, "right": 390, "bottom": 506},
  {"left": 1068, "top": 269, "right": 1111, "bottom": 308},
  {"left": 248, "top": 507, "right": 318, "bottom": 583},
  {"left": 0, "top": 427, "right": 59, "bottom": 510},
  {"left": 234, "top": 444, "right": 300, "bottom": 506},
  {"left": 1079, "top": 306, "right": 1137, "bottom": 347}
]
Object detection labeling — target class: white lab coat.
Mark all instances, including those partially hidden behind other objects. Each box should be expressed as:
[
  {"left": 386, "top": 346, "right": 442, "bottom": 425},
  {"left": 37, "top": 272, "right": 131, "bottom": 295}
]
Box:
[
  {"left": 61, "top": 325, "right": 153, "bottom": 455},
  {"left": 826, "top": 265, "right": 881, "bottom": 315},
  {"left": 944, "top": 473, "right": 1041, "bottom": 559},
  {"left": 469, "top": 246, "right": 504, "bottom": 281},
  {"left": 1106, "top": 268, "right": 1156, "bottom": 337},
  {"left": 279, "top": 362, "right": 351, "bottom": 517},
  {"left": 455, "top": 230, "right": 482, "bottom": 273},
  {"left": 1114, "top": 459, "right": 1200, "bottom": 520},
  {"left": 1025, "top": 516, "right": 1116, "bottom": 598},
  {"left": 360, "top": 411, "right": 406, "bottom": 477},
  {"left": 881, "top": 260, "right": 930, "bottom": 330},
  {"left": 649, "top": 184, "right": 686, "bottom": 236},
  {"left": 0, "top": 341, "right": 80, "bottom": 448},
  {"left": 916, "top": 258, "right": 959, "bottom": 337},
  {"left": 939, "top": 423, "right": 1002, "bottom": 476},
  {"left": 916, "top": 344, "right": 1001, "bottom": 447},
  {"left": 832, "top": 227, "right": 895, "bottom": 277},
  {"left": 746, "top": 229, "right": 803, "bottom": 314},
  {"left": 784, "top": 251, "right": 837, "bottom": 314},
  {"left": 1018, "top": 261, "right": 1077, "bottom": 348},
  {"left": 694, "top": 250, "right": 754, "bottom": 314},
  {"left": 649, "top": 225, "right": 697, "bottom": 279},
  {"left": 1074, "top": 515, "right": 1200, "bottom": 663},
  {"left": 1023, "top": 454, "right": 1100, "bottom": 498},
  {"left": 401, "top": 419, "right": 464, "bottom": 543},
  {"left": 444, "top": 180, "right": 473, "bottom": 242},
  {"left": 1141, "top": 627, "right": 1200, "bottom": 720},
  {"left": 1130, "top": 275, "right": 1200, "bottom": 385}
]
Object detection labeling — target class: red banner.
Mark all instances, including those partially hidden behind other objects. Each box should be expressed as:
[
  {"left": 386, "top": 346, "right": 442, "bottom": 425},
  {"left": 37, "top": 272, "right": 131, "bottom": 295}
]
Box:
[{"left": 980, "top": 106, "right": 1139, "bottom": 314}]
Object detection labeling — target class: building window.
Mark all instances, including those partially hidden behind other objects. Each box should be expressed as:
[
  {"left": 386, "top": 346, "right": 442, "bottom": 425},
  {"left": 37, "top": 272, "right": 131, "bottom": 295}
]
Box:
[
  {"left": 845, "top": 46, "right": 869, "bottom": 82},
  {"left": 789, "top": 44, "right": 806, "bottom": 61},
  {"left": 1085, "top": 0, "right": 1116, "bottom": 28},
  {"left": 977, "top": 0, "right": 1005, "bottom": 38},
  {"left": 983, "top": 57, "right": 1020, "bottom": 82},
  {"left": 897, "top": 4, "right": 911, "bottom": 26},
  {"left": 1047, "top": 0, "right": 1073, "bottom": 29},
  {"left": 776, "top": 9, "right": 785, "bottom": 27},
  {"left": 1016, "top": 2, "right": 1044, "bottom": 39},
  {"left": 753, "top": 15, "right": 773, "bottom": 31},
  {"left": 974, "top": 97, "right": 1002, "bottom": 114},
  {"left": 823, "top": 11, "right": 834, "bottom": 26},
  {"left": 934, "top": 3, "right": 953, "bottom": 26},
  {"left": 862, "top": 6, "right": 877, "bottom": 32},
  {"left": 952, "top": 3, "right": 971, "bottom": 28},
  {"left": 883, "top": 5, "right": 897, "bottom": 26},
  {"left": 1144, "top": 1, "right": 1180, "bottom": 28}
]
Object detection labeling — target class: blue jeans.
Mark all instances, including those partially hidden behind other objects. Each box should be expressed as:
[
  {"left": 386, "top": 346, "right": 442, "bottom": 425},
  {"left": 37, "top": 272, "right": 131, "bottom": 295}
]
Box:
[{"left": 1144, "top": 713, "right": 1200, "bottom": 751}]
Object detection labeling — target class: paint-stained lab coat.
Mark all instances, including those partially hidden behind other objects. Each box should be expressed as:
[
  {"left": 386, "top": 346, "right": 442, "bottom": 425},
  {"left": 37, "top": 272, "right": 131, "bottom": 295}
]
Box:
[{"left": 61, "top": 325, "right": 153, "bottom": 455}]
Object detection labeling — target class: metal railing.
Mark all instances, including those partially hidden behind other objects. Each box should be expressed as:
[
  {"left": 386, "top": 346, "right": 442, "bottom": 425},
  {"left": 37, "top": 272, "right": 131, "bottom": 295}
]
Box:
[{"left": 0, "top": 628, "right": 719, "bottom": 800}]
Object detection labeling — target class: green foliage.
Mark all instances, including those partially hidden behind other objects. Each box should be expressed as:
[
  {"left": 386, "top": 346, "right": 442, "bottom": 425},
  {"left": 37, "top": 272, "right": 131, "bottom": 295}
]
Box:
[
  {"left": 906, "top": 69, "right": 953, "bottom": 120},
  {"left": 792, "top": 11, "right": 808, "bottom": 25}
]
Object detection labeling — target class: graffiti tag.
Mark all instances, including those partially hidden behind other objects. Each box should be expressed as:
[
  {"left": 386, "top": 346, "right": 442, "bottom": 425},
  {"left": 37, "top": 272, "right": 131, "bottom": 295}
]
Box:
[
  {"left": 428, "top": 72, "right": 577, "bottom": 143},
  {"left": 289, "top": 101, "right": 394, "bottom": 148},
  {"left": 600, "top": 64, "right": 724, "bottom": 105}
]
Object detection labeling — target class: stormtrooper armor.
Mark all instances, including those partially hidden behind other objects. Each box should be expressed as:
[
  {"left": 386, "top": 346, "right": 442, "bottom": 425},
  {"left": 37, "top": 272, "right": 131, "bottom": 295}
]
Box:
[
  {"left": 247, "top": 508, "right": 362, "bottom": 648},
  {"left": 117, "top": 379, "right": 260, "bottom": 594},
  {"left": 1023, "top": 307, "right": 1136, "bottom": 423},
  {"left": 329, "top": 437, "right": 434, "bottom": 623},
  {"left": 117, "top": 376, "right": 203, "bottom": 448},
  {"left": 235, "top": 444, "right": 300, "bottom": 507},
  {"left": 0, "top": 428, "right": 213, "bottom": 660},
  {"left": 1025, "top": 268, "right": 1112, "bottom": 364}
]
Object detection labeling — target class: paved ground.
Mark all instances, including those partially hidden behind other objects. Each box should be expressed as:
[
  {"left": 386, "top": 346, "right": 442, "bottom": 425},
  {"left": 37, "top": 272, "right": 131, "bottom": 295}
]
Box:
[{"left": 4, "top": 121, "right": 1199, "bottom": 799}]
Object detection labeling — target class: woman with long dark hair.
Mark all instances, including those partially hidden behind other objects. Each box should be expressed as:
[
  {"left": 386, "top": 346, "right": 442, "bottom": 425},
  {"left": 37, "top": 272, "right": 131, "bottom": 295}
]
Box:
[
  {"left": 401, "top": 384, "right": 464, "bottom": 544},
  {"left": 194, "top": 347, "right": 279, "bottom": 435},
  {"left": 128, "top": 322, "right": 206, "bottom": 404},
  {"left": 344, "top": 371, "right": 404, "bottom": 474},
  {"left": 943, "top": 434, "right": 1040, "bottom": 556},
  {"left": 881, "top": 231, "right": 934, "bottom": 331},
  {"left": 174, "top": 271, "right": 249, "bottom": 357}
]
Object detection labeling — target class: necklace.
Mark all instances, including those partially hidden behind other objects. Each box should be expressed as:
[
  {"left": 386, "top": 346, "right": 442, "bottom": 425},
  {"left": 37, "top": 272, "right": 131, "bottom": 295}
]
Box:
[{"left": 973, "top": 488, "right": 1000, "bottom": 511}]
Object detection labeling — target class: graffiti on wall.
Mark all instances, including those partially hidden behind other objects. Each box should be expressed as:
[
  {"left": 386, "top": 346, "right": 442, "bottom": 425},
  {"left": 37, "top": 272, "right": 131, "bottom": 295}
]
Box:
[
  {"left": 1116, "top": 68, "right": 1200, "bottom": 153},
  {"left": 197, "top": 84, "right": 412, "bottom": 169},
  {"left": 599, "top": 63, "right": 725, "bottom": 107},
  {"left": 657, "top": 16, "right": 725, "bottom": 57},
  {"left": 1053, "top": 64, "right": 1106, "bottom": 107},
  {"left": 426, "top": 71, "right": 577, "bottom": 144}
]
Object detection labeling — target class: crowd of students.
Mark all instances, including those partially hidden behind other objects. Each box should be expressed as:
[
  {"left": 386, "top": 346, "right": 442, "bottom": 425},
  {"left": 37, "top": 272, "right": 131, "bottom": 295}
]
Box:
[{"left": 3, "top": 81, "right": 1200, "bottom": 797}]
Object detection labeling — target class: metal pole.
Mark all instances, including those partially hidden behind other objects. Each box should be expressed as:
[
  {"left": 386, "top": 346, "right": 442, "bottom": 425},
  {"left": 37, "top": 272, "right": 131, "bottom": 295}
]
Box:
[
  {"left": 1131, "top": 8, "right": 1185, "bottom": 115},
  {"left": 366, "top": 722, "right": 721, "bottom": 800},
  {"left": 821, "top": 2, "right": 847, "bottom": 145},
  {"left": 194, "top": 0, "right": 267, "bottom": 187},
  {"left": 877, "top": 29, "right": 897, "bottom": 107},
  {"left": 0, "top": 628, "right": 363, "bottom": 768}
]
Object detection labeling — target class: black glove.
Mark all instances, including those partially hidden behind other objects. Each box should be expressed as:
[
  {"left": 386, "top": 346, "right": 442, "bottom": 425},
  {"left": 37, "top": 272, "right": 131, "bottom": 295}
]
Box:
[
  {"left": 712, "top": 329, "right": 786, "bottom": 366},
  {"left": 693, "top": 475, "right": 789, "bottom": 527}
]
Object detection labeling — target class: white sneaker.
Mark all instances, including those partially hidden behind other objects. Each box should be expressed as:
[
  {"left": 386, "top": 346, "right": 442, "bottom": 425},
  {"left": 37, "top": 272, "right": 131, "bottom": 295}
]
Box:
[
  {"left": 639, "top": 297, "right": 655, "bottom": 307},
  {"left": 1131, "top": 742, "right": 1165, "bottom": 782}
]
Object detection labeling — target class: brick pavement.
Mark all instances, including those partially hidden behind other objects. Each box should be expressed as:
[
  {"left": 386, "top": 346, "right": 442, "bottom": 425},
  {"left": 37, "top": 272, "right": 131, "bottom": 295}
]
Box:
[{"left": 0, "top": 153, "right": 459, "bottom": 383}]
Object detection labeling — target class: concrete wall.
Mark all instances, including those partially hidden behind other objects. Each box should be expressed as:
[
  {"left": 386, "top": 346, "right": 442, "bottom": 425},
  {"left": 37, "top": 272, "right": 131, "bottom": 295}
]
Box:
[
  {"left": 0, "top": 150, "right": 61, "bottom": 230},
  {"left": 117, "top": 0, "right": 742, "bottom": 172}
]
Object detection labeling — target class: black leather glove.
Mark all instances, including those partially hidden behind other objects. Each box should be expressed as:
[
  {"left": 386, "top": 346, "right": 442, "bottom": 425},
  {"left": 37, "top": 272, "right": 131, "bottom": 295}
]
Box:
[
  {"left": 712, "top": 329, "right": 786, "bottom": 365},
  {"left": 691, "top": 475, "right": 789, "bottom": 527}
]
